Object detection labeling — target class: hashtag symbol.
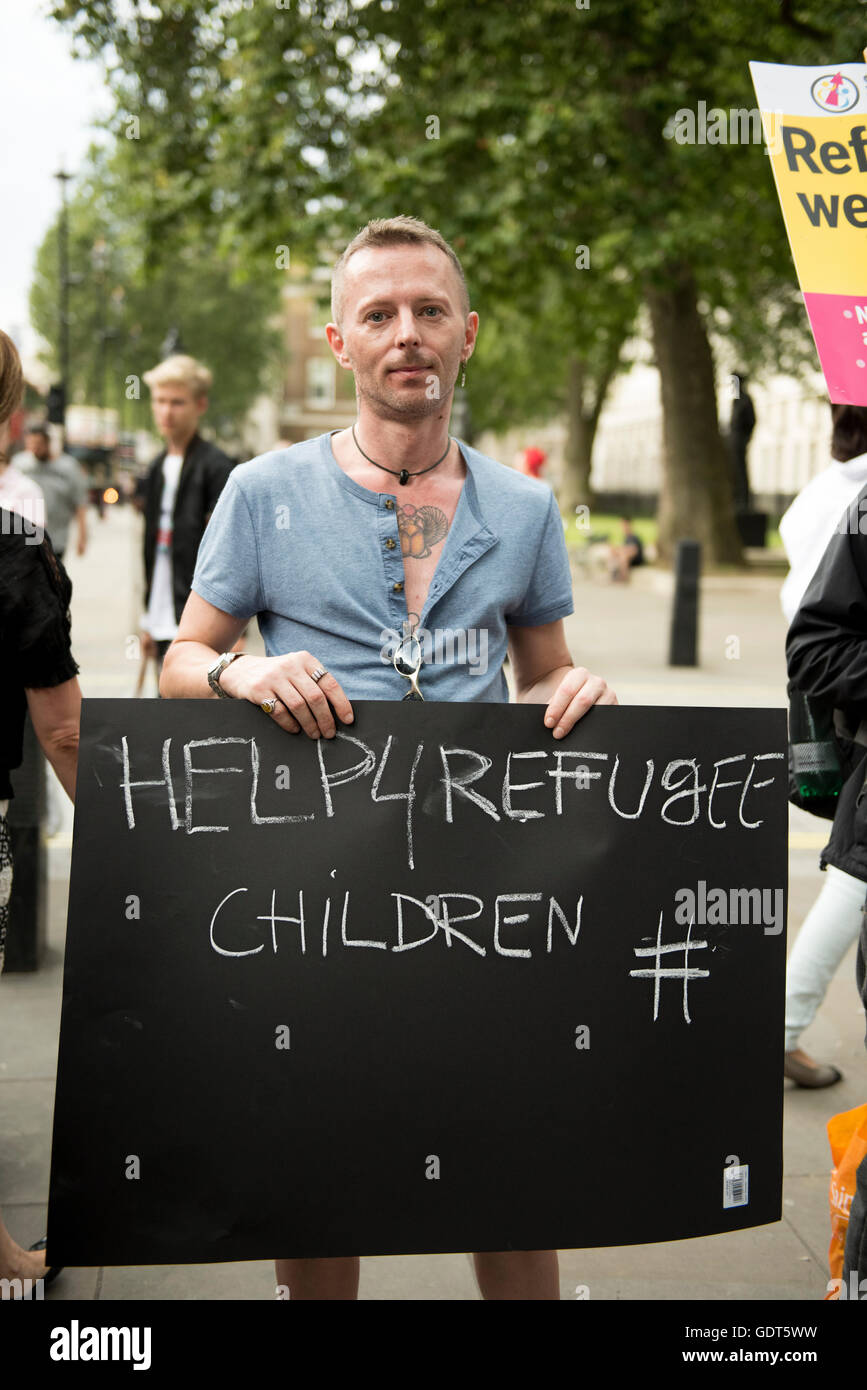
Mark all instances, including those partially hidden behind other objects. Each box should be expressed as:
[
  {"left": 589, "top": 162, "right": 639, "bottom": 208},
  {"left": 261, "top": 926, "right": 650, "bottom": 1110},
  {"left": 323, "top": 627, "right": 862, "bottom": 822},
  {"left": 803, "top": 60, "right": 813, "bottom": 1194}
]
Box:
[{"left": 629, "top": 912, "right": 710, "bottom": 1023}]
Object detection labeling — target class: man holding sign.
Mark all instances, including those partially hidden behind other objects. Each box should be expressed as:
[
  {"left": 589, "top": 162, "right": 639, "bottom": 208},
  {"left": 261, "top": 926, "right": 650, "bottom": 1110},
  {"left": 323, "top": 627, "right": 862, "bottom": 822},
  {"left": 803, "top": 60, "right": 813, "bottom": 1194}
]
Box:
[{"left": 160, "top": 215, "right": 617, "bottom": 1299}]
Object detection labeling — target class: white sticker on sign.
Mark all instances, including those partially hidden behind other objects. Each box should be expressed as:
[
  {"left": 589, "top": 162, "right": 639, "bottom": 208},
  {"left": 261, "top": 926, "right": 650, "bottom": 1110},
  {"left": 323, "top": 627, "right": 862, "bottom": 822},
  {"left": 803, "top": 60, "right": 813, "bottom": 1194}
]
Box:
[{"left": 723, "top": 1163, "right": 749, "bottom": 1209}]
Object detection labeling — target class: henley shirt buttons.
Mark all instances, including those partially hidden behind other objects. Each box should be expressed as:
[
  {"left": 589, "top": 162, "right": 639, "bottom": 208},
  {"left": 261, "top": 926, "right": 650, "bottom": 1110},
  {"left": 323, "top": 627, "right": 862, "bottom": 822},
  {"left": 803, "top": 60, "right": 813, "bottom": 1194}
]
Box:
[
  {"left": 393, "top": 581, "right": 404, "bottom": 593},
  {"left": 385, "top": 538, "right": 396, "bottom": 550}
]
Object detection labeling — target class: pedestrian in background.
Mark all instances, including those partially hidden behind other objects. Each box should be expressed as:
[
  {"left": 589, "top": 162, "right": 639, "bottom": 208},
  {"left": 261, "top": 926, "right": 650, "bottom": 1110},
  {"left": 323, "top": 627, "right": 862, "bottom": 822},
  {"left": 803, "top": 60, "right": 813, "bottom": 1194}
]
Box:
[
  {"left": 787, "top": 450, "right": 867, "bottom": 1290},
  {"left": 780, "top": 404, "right": 867, "bottom": 1088},
  {"left": 522, "top": 445, "right": 547, "bottom": 478},
  {"left": 15, "top": 421, "right": 88, "bottom": 562},
  {"left": 139, "top": 355, "right": 235, "bottom": 680},
  {"left": 0, "top": 328, "right": 80, "bottom": 1296},
  {"left": 780, "top": 405, "right": 867, "bottom": 622},
  {"left": 608, "top": 516, "right": 645, "bottom": 583}
]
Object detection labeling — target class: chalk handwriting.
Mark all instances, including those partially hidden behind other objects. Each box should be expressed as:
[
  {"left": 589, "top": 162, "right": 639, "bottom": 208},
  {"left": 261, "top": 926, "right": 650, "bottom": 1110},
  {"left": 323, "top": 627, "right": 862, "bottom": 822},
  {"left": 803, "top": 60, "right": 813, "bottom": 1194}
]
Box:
[
  {"left": 208, "top": 886, "right": 585, "bottom": 960},
  {"left": 118, "top": 732, "right": 784, "bottom": 871}
]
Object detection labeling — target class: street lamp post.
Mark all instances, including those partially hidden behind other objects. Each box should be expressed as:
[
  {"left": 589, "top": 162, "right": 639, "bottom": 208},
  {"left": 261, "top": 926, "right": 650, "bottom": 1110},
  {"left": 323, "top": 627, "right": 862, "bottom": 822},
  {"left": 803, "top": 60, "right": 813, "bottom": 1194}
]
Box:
[
  {"left": 53, "top": 167, "right": 73, "bottom": 449},
  {"left": 91, "top": 239, "right": 108, "bottom": 452},
  {"left": 111, "top": 285, "right": 126, "bottom": 456},
  {"left": 161, "top": 325, "right": 184, "bottom": 358}
]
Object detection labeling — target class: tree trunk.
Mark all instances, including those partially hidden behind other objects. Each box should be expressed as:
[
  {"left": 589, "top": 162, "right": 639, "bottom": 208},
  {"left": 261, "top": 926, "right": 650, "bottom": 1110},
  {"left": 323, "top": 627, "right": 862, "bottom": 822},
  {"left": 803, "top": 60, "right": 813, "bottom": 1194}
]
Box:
[
  {"left": 645, "top": 269, "right": 743, "bottom": 567},
  {"left": 561, "top": 353, "right": 613, "bottom": 513}
]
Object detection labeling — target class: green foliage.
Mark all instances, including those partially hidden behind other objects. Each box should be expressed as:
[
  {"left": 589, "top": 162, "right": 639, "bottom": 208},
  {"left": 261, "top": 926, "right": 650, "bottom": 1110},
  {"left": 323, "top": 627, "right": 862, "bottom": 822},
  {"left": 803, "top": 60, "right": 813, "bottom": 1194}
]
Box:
[
  {"left": 46, "top": 0, "right": 867, "bottom": 432},
  {"left": 30, "top": 146, "right": 282, "bottom": 439},
  {"left": 340, "top": 0, "right": 853, "bottom": 382}
]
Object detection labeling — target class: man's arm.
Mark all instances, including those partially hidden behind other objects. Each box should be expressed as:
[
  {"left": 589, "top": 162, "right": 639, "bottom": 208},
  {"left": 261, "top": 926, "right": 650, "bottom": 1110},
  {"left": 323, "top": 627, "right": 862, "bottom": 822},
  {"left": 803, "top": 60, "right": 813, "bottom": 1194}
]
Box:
[
  {"left": 508, "top": 619, "right": 617, "bottom": 737},
  {"left": 159, "top": 592, "right": 247, "bottom": 698},
  {"left": 75, "top": 503, "right": 87, "bottom": 556},
  {"left": 161, "top": 592, "right": 354, "bottom": 740},
  {"left": 69, "top": 459, "right": 89, "bottom": 555}
]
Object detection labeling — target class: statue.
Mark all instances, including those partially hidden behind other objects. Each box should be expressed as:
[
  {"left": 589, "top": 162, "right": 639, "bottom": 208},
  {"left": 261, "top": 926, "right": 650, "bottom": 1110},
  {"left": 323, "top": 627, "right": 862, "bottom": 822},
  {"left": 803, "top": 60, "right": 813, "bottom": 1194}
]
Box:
[{"left": 728, "top": 373, "right": 756, "bottom": 513}]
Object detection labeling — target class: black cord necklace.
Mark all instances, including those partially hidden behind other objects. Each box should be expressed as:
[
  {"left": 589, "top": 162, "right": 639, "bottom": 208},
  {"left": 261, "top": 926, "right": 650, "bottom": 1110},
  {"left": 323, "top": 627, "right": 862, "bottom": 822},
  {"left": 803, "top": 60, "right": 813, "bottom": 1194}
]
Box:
[{"left": 351, "top": 424, "right": 451, "bottom": 486}]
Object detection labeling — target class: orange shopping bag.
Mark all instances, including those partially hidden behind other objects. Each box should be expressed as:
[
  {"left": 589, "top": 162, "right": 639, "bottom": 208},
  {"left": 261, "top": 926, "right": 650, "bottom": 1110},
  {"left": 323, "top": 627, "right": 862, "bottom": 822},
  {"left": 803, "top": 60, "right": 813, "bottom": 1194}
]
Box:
[{"left": 826, "top": 1102, "right": 867, "bottom": 1299}]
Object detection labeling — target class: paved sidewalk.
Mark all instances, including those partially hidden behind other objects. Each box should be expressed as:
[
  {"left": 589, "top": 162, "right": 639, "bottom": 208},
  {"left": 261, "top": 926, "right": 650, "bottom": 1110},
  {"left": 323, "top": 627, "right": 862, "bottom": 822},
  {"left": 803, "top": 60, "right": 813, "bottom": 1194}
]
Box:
[{"left": 1, "top": 505, "right": 861, "bottom": 1300}]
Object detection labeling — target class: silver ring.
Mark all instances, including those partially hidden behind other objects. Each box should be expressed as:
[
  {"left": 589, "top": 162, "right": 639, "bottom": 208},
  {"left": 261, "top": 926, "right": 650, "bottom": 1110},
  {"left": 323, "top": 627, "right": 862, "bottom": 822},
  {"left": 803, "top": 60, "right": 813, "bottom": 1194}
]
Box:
[
  {"left": 261, "top": 697, "right": 277, "bottom": 714},
  {"left": 310, "top": 666, "right": 328, "bottom": 684}
]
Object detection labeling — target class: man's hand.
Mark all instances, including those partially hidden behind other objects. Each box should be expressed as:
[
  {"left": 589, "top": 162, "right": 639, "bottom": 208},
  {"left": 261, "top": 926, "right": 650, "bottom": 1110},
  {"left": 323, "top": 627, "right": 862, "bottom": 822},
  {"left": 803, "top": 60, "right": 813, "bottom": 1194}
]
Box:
[
  {"left": 509, "top": 621, "right": 617, "bottom": 736},
  {"left": 218, "top": 650, "right": 354, "bottom": 739},
  {"left": 542, "top": 666, "right": 617, "bottom": 739}
]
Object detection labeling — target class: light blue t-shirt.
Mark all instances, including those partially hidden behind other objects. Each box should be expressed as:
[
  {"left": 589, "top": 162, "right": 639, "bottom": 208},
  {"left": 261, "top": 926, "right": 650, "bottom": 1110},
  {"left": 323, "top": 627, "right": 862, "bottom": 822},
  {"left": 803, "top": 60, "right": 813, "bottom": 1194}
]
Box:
[{"left": 192, "top": 431, "right": 573, "bottom": 703}]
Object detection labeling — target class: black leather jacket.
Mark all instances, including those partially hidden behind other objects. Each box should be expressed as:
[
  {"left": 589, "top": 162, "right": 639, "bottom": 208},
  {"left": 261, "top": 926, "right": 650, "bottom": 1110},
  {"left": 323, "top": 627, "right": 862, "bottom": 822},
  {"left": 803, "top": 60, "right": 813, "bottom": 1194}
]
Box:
[
  {"left": 787, "top": 485, "right": 867, "bottom": 1021},
  {"left": 786, "top": 483, "right": 867, "bottom": 885},
  {"left": 143, "top": 434, "right": 235, "bottom": 623}
]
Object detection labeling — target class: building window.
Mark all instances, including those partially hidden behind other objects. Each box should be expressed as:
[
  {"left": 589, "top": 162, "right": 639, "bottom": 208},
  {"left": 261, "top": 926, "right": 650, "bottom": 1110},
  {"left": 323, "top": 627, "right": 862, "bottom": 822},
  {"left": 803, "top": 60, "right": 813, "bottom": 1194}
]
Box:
[{"left": 306, "top": 357, "right": 335, "bottom": 408}]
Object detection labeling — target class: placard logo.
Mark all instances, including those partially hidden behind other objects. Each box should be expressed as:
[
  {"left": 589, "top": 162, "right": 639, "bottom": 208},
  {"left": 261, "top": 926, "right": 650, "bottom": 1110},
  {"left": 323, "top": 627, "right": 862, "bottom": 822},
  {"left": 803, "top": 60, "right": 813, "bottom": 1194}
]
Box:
[{"left": 810, "top": 72, "right": 859, "bottom": 113}]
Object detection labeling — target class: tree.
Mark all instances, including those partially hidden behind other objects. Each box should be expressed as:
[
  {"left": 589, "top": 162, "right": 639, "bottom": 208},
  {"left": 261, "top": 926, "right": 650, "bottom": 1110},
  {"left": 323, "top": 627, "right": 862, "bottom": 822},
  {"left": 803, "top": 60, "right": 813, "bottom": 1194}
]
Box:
[
  {"left": 467, "top": 270, "right": 635, "bottom": 508},
  {"left": 329, "top": 0, "right": 833, "bottom": 561},
  {"left": 49, "top": 0, "right": 859, "bottom": 559},
  {"left": 48, "top": 0, "right": 639, "bottom": 508},
  {"left": 29, "top": 147, "right": 282, "bottom": 443}
]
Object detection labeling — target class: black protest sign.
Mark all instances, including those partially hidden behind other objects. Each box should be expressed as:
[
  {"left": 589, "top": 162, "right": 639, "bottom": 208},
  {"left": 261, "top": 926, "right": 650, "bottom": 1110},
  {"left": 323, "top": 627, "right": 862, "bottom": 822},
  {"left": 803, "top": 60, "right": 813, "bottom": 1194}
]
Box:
[{"left": 48, "top": 699, "right": 786, "bottom": 1264}]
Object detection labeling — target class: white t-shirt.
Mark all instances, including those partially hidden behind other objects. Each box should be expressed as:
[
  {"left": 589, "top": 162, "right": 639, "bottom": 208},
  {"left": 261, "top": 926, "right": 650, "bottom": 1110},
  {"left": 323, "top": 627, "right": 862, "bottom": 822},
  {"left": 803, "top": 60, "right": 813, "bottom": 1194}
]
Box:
[
  {"left": 143, "top": 454, "right": 184, "bottom": 641},
  {"left": 779, "top": 451, "right": 867, "bottom": 623}
]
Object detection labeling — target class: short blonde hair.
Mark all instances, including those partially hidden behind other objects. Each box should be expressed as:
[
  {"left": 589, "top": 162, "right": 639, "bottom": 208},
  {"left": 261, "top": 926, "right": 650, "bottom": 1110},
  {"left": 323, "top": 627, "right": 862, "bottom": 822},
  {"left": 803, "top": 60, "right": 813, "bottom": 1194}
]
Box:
[
  {"left": 331, "top": 215, "right": 470, "bottom": 328},
  {"left": 143, "top": 354, "right": 213, "bottom": 399}
]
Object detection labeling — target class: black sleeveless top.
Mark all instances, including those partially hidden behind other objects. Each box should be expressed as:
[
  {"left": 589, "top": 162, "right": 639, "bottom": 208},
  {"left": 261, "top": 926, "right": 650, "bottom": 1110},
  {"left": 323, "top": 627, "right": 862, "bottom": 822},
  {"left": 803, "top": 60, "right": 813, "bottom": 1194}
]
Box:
[{"left": 0, "top": 513, "right": 79, "bottom": 799}]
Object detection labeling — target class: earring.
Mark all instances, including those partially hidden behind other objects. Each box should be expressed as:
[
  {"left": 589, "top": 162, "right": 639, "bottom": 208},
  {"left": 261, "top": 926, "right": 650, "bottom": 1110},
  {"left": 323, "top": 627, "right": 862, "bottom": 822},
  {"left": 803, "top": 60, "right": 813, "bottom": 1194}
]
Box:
[{"left": 460, "top": 361, "right": 466, "bottom": 389}]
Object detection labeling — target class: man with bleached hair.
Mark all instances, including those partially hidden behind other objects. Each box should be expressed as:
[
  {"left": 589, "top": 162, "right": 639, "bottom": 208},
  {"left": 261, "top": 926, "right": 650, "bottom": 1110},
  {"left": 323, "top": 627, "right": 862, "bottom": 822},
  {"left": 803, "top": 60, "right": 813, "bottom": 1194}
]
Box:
[
  {"left": 140, "top": 354, "right": 235, "bottom": 674},
  {"left": 162, "top": 216, "right": 617, "bottom": 1300}
]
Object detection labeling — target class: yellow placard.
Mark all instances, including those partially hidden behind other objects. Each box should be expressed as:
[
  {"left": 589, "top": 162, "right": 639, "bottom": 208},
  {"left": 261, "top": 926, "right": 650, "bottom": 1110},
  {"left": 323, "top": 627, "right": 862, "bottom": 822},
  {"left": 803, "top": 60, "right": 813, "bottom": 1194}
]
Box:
[{"left": 764, "top": 112, "right": 867, "bottom": 294}]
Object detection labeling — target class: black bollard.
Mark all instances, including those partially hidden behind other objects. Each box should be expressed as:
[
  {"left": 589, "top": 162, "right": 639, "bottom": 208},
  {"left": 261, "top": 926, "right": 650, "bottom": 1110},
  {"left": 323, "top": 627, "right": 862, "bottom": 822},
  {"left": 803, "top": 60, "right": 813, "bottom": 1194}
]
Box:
[
  {"left": 4, "top": 718, "right": 48, "bottom": 972},
  {"left": 668, "top": 539, "right": 701, "bottom": 667}
]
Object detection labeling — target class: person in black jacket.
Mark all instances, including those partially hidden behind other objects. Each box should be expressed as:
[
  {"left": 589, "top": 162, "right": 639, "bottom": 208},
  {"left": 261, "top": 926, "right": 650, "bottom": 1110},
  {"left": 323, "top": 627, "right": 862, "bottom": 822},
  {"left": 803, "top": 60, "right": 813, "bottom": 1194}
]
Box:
[
  {"left": 787, "top": 461, "right": 867, "bottom": 1291},
  {"left": 139, "top": 356, "right": 235, "bottom": 673},
  {"left": 0, "top": 327, "right": 79, "bottom": 1296}
]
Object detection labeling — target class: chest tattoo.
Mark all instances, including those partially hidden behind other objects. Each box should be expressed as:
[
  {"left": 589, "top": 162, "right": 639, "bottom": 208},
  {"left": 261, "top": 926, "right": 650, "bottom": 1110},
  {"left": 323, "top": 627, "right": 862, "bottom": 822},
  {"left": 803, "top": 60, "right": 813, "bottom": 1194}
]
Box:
[{"left": 396, "top": 502, "right": 449, "bottom": 560}]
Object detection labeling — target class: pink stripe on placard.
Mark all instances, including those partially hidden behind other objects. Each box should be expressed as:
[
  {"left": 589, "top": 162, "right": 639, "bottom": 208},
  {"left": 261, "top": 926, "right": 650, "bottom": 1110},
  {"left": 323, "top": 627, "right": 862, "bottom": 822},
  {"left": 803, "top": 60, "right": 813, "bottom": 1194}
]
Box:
[{"left": 803, "top": 292, "right": 867, "bottom": 405}]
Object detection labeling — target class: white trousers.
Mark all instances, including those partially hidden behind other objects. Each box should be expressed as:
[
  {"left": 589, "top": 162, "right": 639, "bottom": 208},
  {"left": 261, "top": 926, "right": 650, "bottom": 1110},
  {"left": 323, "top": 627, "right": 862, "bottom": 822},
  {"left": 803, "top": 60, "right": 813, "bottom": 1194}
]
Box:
[{"left": 785, "top": 863, "right": 866, "bottom": 1052}]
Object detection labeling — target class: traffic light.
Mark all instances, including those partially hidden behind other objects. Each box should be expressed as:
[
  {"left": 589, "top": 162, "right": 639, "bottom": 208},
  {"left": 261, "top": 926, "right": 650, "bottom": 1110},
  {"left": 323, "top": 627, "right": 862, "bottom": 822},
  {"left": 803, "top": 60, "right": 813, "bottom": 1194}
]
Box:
[{"left": 46, "top": 382, "right": 66, "bottom": 424}]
